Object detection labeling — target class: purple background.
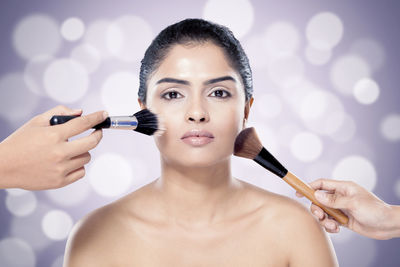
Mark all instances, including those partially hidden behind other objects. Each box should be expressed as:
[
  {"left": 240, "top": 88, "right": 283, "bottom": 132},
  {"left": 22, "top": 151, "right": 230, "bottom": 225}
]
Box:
[{"left": 0, "top": 0, "right": 399, "bottom": 266}]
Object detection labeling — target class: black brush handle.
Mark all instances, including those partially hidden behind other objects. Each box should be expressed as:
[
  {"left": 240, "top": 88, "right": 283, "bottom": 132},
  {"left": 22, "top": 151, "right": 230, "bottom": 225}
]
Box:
[
  {"left": 50, "top": 115, "right": 79, "bottom": 125},
  {"left": 254, "top": 147, "right": 288, "bottom": 178},
  {"left": 50, "top": 115, "right": 111, "bottom": 129}
]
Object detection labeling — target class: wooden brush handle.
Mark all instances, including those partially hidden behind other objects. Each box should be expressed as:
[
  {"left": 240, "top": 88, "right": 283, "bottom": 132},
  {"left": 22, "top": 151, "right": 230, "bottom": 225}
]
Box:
[{"left": 283, "top": 171, "right": 349, "bottom": 225}]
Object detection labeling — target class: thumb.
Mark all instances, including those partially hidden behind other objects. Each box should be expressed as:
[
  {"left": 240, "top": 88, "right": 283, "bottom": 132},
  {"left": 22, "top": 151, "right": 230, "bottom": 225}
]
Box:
[{"left": 314, "top": 190, "right": 349, "bottom": 210}]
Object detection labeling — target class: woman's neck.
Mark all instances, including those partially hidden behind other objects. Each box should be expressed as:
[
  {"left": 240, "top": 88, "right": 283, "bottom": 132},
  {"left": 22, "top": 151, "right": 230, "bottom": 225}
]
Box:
[{"left": 154, "top": 158, "right": 242, "bottom": 228}]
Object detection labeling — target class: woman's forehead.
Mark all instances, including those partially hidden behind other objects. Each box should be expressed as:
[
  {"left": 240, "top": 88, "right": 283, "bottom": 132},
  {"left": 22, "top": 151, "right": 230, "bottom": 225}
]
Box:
[{"left": 149, "top": 42, "right": 240, "bottom": 83}]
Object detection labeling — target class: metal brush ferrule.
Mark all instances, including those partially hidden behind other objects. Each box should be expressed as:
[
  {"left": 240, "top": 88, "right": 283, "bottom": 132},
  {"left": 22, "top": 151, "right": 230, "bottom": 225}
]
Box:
[{"left": 109, "top": 116, "right": 138, "bottom": 130}]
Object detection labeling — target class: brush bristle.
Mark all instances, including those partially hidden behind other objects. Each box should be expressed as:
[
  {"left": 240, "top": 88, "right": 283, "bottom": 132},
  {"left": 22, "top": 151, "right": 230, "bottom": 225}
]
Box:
[
  {"left": 234, "top": 127, "right": 263, "bottom": 159},
  {"left": 133, "top": 109, "right": 165, "bottom": 136}
]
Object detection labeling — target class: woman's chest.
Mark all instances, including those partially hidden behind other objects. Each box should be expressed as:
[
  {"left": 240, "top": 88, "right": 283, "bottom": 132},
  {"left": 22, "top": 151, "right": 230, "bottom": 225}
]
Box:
[{"left": 117, "top": 220, "right": 289, "bottom": 267}]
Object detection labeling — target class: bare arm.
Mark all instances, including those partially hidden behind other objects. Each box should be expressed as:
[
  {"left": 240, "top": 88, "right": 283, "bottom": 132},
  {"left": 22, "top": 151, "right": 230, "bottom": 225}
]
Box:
[
  {"left": 64, "top": 209, "right": 113, "bottom": 267},
  {"left": 285, "top": 203, "right": 338, "bottom": 267}
]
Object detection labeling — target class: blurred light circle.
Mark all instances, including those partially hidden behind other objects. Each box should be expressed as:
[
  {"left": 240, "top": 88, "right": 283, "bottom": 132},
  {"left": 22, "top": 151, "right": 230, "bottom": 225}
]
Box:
[
  {"left": 70, "top": 43, "right": 101, "bottom": 73},
  {"left": 24, "top": 54, "right": 54, "bottom": 96},
  {"left": 88, "top": 153, "right": 133, "bottom": 197},
  {"left": 267, "top": 55, "right": 304, "bottom": 88},
  {"left": 243, "top": 35, "right": 270, "bottom": 69},
  {"left": 61, "top": 17, "right": 85, "bottom": 41},
  {"left": 395, "top": 179, "right": 400, "bottom": 199},
  {"left": 203, "top": 0, "right": 254, "bottom": 39},
  {"left": 277, "top": 123, "right": 301, "bottom": 148},
  {"left": 130, "top": 157, "right": 150, "bottom": 190},
  {"left": 13, "top": 14, "right": 61, "bottom": 60},
  {"left": 300, "top": 90, "right": 346, "bottom": 135},
  {"left": 380, "top": 114, "right": 400, "bottom": 142},
  {"left": 42, "top": 210, "right": 73, "bottom": 240},
  {"left": 84, "top": 20, "right": 113, "bottom": 59},
  {"left": 330, "top": 114, "right": 357, "bottom": 143},
  {"left": 305, "top": 161, "right": 333, "bottom": 181},
  {"left": 351, "top": 38, "right": 385, "bottom": 72},
  {"left": 305, "top": 44, "right": 332, "bottom": 65},
  {"left": 44, "top": 58, "right": 89, "bottom": 103},
  {"left": 263, "top": 21, "right": 300, "bottom": 58},
  {"left": 330, "top": 55, "right": 371, "bottom": 95},
  {"left": 46, "top": 177, "right": 90, "bottom": 207},
  {"left": 332, "top": 155, "right": 377, "bottom": 191},
  {"left": 253, "top": 124, "right": 279, "bottom": 156},
  {"left": 353, "top": 78, "right": 380, "bottom": 105},
  {"left": 107, "top": 16, "right": 153, "bottom": 62},
  {"left": 101, "top": 71, "right": 139, "bottom": 115},
  {"left": 306, "top": 12, "right": 343, "bottom": 50},
  {"left": 10, "top": 205, "right": 52, "bottom": 251},
  {"left": 6, "top": 191, "right": 37, "bottom": 217},
  {"left": 255, "top": 93, "right": 282, "bottom": 119},
  {"left": 300, "top": 90, "right": 329, "bottom": 120},
  {"left": 80, "top": 91, "right": 106, "bottom": 114},
  {"left": 282, "top": 79, "right": 317, "bottom": 114},
  {"left": 6, "top": 188, "right": 30, "bottom": 196},
  {"left": 0, "top": 73, "right": 39, "bottom": 121},
  {"left": 290, "top": 132, "right": 323, "bottom": 162},
  {"left": 0, "top": 238, "right": 35, "bottom": 267}
]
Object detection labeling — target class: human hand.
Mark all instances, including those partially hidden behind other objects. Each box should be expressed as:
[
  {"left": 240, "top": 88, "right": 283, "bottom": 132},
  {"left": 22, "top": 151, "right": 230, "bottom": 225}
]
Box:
[
  {"left": 0, "top": 106, "right": 107, "bottom": 190},
  {"left": 296, "top": 178, "right": 400, "bottom": 240}
]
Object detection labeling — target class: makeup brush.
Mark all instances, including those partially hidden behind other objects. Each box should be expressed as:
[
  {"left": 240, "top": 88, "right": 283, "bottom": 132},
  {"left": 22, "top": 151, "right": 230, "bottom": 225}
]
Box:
[
  {"left": 50, "top": 109, "right": 165, "bottom": 136},
  {"left": 234, "top": 127, "right": 349, "bottom": 225}
]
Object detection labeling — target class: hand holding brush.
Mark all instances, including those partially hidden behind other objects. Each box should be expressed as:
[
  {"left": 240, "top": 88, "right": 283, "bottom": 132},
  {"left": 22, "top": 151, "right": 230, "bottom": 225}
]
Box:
[
  {"left": 234, "top": 127, "right": 349, "bottom": 225},
  {"left": 50, "top": 108, "right": 165, "bottom": 136}
]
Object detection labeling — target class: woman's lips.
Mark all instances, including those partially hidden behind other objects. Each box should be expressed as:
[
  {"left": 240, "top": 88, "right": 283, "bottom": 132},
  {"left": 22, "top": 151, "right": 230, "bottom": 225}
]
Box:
[{"left": 181, "top": 130, "right": 215, "bottom": 146}]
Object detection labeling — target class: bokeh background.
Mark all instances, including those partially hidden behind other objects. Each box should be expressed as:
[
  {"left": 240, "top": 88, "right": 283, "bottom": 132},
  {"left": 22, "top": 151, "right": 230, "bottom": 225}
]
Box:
[{"left": 1, "top": 0, "right": 400, "bottom": 266}]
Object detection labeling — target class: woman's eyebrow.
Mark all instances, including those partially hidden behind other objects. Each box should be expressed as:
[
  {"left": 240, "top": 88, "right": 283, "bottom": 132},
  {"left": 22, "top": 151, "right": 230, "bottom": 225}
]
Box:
[{"left": 156, "top": 76, "right": 236, "bottom": 86}]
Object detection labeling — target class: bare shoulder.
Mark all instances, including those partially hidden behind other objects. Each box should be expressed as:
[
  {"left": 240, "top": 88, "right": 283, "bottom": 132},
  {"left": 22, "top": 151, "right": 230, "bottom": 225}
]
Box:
[
  {"left": 64, "top": 183, "right": 154, "bottom": 267},
  {"left": 237, "top": 179, "right": 338, "bottom": 267}
]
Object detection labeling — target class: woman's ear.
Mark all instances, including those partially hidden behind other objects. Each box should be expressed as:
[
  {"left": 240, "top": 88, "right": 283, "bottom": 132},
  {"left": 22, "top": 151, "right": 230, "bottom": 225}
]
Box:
[
  {"left": 242, "top": 97, "right": 253, "bottom": 128},
  {"left": 244, "top": 97, "right": 254, "bottom": 120},
  {"left": 138, "top": 98, "right": 146, "bottom": 110}
]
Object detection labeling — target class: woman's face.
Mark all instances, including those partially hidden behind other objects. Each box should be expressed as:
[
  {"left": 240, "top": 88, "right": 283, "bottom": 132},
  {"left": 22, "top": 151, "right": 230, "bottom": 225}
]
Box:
[{"left": 141, "top": 42, "right": 251, "bottom": 168}]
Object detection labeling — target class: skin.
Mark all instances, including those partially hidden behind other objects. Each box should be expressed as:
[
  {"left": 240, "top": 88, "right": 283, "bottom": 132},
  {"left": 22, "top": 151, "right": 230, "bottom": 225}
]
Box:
[
  {"left": 64, "top": 42, "right": 338, "bottom": 266},
  {"left": 0, "top": 106, "right": 106, "bottom": 190},
  {"left": 297, "top": 179, "right": 400, "bottom": 240}
]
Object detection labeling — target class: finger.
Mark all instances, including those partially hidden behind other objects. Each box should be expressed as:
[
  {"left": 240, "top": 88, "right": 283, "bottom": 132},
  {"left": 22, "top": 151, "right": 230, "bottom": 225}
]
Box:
[
  {"left": 314, "top": 190, "right": 351, "bottom": 210},
  {"left": 295, "top": 191, "right": 304, "bottom": 198},
  {"left": 65, "top": 152, "right": 91, "bottom": 173},
  {"left": 309, "top": 178, "right": 352, "bottom": 193},
  {"left": 35, "top": 105, "right": 83, "bottom": 126},
  {"left": 59, "top": 111, "right": 107, "bottom": 138},
  {"left": 310, "top": 204, "right": 325, "bottom": 220},
  {"left": 322, "top": 218, "right": 340, "bottom": 233},
  {"left": 64, "top": 129, "right": 103, "bottom": 158},
  {"left": 64, "top": 166, "right": 86, "bottom": 186}
]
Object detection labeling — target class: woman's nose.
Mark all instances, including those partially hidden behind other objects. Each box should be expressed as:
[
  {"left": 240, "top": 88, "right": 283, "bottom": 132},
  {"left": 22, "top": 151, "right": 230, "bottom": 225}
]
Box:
[{"left": 185, "top": 98, "right": 210, "bottom": 123}]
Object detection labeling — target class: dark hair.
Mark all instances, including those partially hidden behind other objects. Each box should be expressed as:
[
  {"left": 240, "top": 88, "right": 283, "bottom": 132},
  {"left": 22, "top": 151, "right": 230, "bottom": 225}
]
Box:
[{"left": 138, "top": 18, "right": 253, "bottom": 104}]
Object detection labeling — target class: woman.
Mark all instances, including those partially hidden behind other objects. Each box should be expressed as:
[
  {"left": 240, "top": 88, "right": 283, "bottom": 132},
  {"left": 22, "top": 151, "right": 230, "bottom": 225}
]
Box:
[{"left": 64, "top": 19, "right": 338, "bottom": 266}]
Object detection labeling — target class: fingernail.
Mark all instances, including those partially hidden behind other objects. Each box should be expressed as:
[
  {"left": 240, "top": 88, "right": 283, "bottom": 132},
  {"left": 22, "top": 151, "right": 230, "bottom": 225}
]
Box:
[{"left": 103, "top": 111, "right": 108, "bottom": 119}]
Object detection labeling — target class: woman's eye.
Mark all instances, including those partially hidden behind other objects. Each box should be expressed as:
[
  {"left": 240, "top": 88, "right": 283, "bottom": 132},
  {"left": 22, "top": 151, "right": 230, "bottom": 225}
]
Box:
[
  {"left": 161, "top": 91, "right": 182, "bottom": 100},
  {"left": 209, "top": 89, "right": 231, "bottom": 98}
]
